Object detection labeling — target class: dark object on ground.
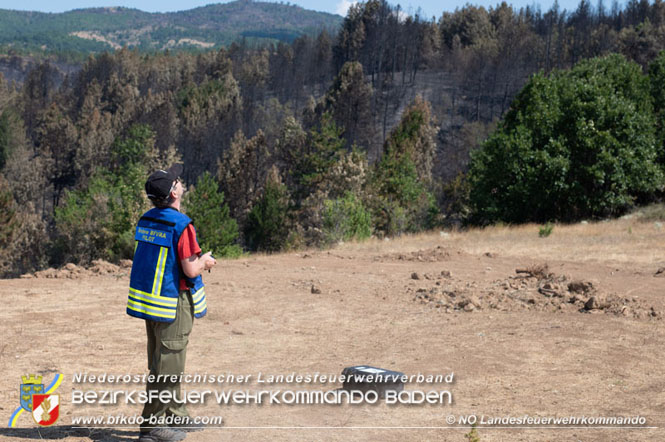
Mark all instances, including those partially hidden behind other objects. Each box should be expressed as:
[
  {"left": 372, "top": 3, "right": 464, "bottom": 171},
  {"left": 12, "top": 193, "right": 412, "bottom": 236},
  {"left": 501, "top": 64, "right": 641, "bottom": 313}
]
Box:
[{"left": 342, "top": 365, "right": 405, "bottom": 398}]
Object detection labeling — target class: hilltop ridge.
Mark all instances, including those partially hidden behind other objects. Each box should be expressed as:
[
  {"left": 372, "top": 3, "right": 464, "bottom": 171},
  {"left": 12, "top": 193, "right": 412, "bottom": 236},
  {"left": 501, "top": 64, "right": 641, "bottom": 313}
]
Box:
[{"left": 0, "top": 0, "right": 342, "bottom": 54}]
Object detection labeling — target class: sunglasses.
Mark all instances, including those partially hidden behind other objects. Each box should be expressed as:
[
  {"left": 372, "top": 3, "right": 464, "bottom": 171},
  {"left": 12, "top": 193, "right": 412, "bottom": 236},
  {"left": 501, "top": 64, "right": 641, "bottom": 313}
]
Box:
[{"left": 169, "top": 178, "right": 181, "bottom": 193}]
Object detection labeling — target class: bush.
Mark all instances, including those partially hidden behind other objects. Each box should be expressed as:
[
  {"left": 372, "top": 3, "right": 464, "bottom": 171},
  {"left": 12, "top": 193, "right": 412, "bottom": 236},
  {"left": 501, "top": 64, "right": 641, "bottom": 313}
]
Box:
[
  {"left": 538, "top": 222, "right": 554, "bottom": 237},
  {"left": 183, "top": 172, "right": 241, "bottom": 258},
  {"left": 245, "top": 179, "right": 291, "bottom": 252},
  {"left": 322, "top": 192, "right": 372, "bottom": 244},
  {"left": 440, "top": 172, "right": 471, "bottom": 225},
  {"left": 371, "top": 153, "right": 438, "bottom": 235},
  {"left": 469, "top": 54, "right": 663, "bottom": 224}
]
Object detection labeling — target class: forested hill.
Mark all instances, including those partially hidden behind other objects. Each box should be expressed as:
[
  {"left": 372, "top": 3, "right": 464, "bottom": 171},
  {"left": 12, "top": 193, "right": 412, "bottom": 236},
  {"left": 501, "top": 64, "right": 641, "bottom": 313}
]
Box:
[
  {"left": 0, "top": 1, "right": 342, "bottom": 54},
  {"left": 3, "top": 0, "right": 665, "bottom": 277}
]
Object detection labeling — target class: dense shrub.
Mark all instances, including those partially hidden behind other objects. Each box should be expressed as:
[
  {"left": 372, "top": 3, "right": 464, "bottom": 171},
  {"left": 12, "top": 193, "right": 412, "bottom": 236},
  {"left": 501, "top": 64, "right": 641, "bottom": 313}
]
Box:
[
  {"left": 469, "top": 54, "right": 664, "bottom": 223},
  {"left": 322, "top": 191, "right": 372, "bottom": 244},
  {"left": 244, "top": 179, "right": 291, "bottom": 252},
  {"left": 371, "top": 145, "right": 437, "bottom": 236}
]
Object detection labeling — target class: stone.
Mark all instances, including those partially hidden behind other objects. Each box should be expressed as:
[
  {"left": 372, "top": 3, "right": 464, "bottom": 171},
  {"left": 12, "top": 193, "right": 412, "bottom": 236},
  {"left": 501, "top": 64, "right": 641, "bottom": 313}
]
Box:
[
  {"left": 119, "top": 259, "right": 133, "bottom": 268},
  {"left": 568, "top": 280, "right": 594, "bottom": 293},
  {"left": 569, "top": 294, "right": 586, "bottom": 304},
  {"left": 584, "top": 296, "right": 607, "bottom": 310}
]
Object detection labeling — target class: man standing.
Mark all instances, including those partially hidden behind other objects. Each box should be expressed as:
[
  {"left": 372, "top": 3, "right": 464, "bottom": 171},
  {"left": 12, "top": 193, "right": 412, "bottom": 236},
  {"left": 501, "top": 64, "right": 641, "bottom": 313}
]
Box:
[{"left": 127, "top": 164, "right": 217, "bottom": 442}]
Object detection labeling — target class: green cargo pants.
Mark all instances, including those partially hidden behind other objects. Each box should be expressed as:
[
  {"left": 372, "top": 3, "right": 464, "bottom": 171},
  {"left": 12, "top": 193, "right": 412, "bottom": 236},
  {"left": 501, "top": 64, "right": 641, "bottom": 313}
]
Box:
[{"left": 140, "top": 290, "right": 193, "bottom": 431}]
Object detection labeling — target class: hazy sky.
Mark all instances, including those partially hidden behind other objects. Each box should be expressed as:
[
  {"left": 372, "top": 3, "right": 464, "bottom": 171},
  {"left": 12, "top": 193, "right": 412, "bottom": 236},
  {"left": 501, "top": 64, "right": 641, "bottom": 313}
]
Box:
[{"left": 2, "top": 0, "right": 601, "bottom": 20}]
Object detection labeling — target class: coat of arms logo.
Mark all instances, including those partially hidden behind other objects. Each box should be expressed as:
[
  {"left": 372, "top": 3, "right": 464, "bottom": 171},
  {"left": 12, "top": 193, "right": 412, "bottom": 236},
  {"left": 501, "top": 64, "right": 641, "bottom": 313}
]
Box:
[
  {"left": 32, "top": 393, "right": 59, "bottom": 426},
  {"left": 19, "top": 375, "right": 44, "bottom": 412},
  {"left": 9, "top": 373, "right": 62, "bottom": 427}
]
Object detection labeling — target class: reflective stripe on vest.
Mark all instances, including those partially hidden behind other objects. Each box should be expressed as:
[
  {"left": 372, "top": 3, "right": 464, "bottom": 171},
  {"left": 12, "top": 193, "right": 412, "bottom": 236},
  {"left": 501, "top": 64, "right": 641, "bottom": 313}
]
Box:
[
  {"left": 192, "top": 286, "right": 207, "bottom": 315},
  {"left": 127, "top": 246, "right": 177, "bottom": 320},
  {"left": 127, "top": 207, "right": 208, "bottom": 322}
]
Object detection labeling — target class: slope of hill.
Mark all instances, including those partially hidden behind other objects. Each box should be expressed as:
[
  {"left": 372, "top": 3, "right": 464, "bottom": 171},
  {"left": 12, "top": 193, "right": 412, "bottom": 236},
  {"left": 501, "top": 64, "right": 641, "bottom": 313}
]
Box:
[{"left": 0, "top": 0, "right": 342, "bottom": 54}]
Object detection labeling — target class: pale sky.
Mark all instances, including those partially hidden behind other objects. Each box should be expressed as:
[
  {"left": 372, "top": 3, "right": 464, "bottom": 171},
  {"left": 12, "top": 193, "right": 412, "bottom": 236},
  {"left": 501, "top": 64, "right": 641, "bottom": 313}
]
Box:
[{"left": 0, "top": 0, "right": 606, "bottom": 21}]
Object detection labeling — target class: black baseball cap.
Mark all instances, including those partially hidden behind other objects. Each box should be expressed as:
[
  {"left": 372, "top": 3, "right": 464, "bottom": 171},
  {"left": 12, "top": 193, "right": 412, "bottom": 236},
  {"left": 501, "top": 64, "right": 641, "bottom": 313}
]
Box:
[{"left": 145, "top": 164, "right": 183, "bottom": 201}]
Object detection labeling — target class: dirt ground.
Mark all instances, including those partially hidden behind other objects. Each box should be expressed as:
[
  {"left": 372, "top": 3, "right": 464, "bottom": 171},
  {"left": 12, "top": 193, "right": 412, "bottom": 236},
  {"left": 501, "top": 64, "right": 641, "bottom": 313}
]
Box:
[{"left": 1, "top": 218, "right": 664, "bottom": 441}]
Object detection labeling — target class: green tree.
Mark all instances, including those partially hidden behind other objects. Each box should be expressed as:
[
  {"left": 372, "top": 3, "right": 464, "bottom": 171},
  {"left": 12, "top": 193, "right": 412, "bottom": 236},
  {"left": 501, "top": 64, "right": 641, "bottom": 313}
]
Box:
[
  {"left": 245, "top": 172, "right": 291, "bottom": 252},
  {"left": 275, "top": 115, "right": 308, "bottom": 192},
  {"left": 183, "top": 172, "right": 241, "bottom": 258},
  {"left": 323, "top": 61, "right": 374, "bottom": 150},
  {"left": 275, "top": 112, "right": 370, "bottom": 247},
  {"left": 297, "top": 112, "right": 347, "bottom": 198},
  {"left": 383, "top": 96, "right": 438, "bottom": 182},
  {"left": 439, "top": 4, "right": 495, "bottom": 49},
  {"left": 370, "top": 97, "right": 439, "bottom": 236},
  {"left": 53, "top": 124, "right": 172, "bottom": 264},
  {"left": 371, "top": 150, "right": 436, "bottom": 235},
  {"left": 469, "top": 54, "right": 663, "bottom": 223},
  {"left": 112, "top": 124, "right": 154, "bottom": 169},
  {"left": 217, "top": 129, "right": 269, "bottom": 228},
  {"left": 177, "top": 71, "right": 242, "bottom": 181},
  {"left": 54, "top": 169, "right": 141, "bottom": 264}
]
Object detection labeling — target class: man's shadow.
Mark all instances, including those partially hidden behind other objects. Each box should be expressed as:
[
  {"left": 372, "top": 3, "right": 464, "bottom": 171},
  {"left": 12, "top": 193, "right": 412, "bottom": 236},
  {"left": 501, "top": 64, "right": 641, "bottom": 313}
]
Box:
[{"left": 0, "top": 426, "right": 137, "bottom": 441}]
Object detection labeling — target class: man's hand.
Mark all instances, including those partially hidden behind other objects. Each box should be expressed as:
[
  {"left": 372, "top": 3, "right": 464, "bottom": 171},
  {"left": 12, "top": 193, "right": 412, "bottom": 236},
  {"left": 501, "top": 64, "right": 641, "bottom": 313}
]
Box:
[
  {"left": 202, "top": 251, "right": 217, "bottom": 271},
  {"left": 181, "top": 251, "right": 217, "bottom": 278}
]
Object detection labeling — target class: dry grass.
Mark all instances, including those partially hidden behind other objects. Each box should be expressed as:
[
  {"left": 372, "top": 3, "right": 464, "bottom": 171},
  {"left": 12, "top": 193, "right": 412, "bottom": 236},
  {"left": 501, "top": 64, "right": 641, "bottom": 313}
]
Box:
[{"left": 337, "top": 217, "right": 665, "bottom": 265}]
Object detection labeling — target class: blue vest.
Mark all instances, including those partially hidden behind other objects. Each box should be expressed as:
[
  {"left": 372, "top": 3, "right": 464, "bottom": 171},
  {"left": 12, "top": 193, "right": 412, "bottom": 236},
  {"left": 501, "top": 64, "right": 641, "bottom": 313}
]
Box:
[{"left": 127, "top": 207, "right": 207, "bottom": 322}]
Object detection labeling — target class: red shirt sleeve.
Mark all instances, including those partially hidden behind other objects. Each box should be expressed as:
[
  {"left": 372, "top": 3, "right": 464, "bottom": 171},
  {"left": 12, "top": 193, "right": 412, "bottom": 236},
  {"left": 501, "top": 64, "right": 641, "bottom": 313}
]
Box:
[
  {"left": 178, "top": 224, "right": 202, "bottom": 290},
  {"left": 178, "top": 223, "right": 202, "bottom": 261}
]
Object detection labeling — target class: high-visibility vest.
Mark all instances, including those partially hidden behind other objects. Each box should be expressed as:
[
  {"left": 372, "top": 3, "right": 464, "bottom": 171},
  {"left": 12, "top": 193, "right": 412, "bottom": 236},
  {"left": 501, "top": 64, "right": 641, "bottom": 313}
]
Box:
[{"left": 127, "top": 207, "right": 207, "bottom": 322}]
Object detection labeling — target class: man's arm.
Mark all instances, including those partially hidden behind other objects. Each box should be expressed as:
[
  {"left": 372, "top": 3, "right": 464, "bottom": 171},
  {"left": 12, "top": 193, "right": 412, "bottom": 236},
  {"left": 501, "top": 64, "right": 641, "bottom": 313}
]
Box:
[
  {"left": 178, "top": 224, "right": 217, "bottom": 278},
  {"left": 181, "top": 252, "right": 216, "bottom": 278}
]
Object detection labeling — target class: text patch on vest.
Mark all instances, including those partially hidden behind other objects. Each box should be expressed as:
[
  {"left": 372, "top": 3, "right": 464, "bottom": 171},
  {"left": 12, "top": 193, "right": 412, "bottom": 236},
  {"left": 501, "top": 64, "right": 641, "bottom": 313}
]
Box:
[{"left": 135, "top": 226, "right": 173, "bottom": 247}]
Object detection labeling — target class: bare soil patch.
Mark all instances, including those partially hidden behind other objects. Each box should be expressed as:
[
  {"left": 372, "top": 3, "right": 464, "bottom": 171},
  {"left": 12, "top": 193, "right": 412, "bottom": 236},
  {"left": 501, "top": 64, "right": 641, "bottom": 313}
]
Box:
[
  {"left": 25, "top": 260, "right": 132, "bottom": 279},
  {"left": 412, "top": 263, "right": 661, "bottom": 320},
  {"left": 374, "top": 245, "right": 457, "bottom": 262},
  {"left": 1, "top": 219, "right": 664, "bottom": 441}
]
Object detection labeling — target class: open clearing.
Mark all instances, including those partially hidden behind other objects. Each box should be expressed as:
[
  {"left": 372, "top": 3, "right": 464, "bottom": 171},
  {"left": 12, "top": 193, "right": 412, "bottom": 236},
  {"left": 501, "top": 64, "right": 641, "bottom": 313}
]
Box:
[{"left": 1, "top": 218, "right": 664, "bottom": 441}]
